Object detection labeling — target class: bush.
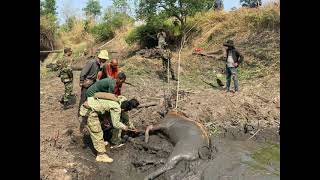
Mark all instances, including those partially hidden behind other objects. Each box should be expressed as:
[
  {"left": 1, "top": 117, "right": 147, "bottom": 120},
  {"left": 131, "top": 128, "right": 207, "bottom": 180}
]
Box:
[
  {"left": 108, "top": 12, "right": 134, "bottom": 28},
  {"left": 40, "top": 14, "right": 58, "bottom": 50},
  {"left": 90, "top": 22, "right": 114, "bottom": 42},
  {"left": 244, "top": 7, "right": 280, "bottom": 31},
  {"left": 125, "top": 17, "right": 182, "bottom": 48}
]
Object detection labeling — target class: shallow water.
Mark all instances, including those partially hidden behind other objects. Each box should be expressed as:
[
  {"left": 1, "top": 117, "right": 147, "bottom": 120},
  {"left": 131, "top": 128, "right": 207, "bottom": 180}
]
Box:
[{"left": 202, "top": 137, "right": 280, "bottom": 180}]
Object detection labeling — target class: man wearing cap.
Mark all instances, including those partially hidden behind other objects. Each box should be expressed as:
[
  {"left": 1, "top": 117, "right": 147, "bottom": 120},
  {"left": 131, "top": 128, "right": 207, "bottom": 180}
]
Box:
[
  {"left": 78, "top": 50, "right": 109, "bottom": 116},
  {"left": 223, "top": 40, "right": 244, "bottom": 92},
  {"left": 97, "top": 59, "right": 119, "bottom": 80},
  {"left": 57, "top": 47, "right": 74, "bottom": 109},
  {"left": 79, "top": 95, "right": 139, "bottom": 162}
]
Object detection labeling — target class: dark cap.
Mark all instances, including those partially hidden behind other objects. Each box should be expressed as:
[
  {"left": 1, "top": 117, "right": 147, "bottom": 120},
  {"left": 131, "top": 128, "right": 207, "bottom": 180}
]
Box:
[{"left": 223, "top": 40, "right": 235, "bottom": 47}]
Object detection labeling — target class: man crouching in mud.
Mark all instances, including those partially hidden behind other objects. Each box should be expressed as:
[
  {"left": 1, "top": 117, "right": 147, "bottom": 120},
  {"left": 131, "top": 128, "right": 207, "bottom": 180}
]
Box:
[
  {"left": 79, "top": 94, "right": 139, "bottom": 163},
  {"left": 143, "top": 110, "right": 210, "bottom": 180}
]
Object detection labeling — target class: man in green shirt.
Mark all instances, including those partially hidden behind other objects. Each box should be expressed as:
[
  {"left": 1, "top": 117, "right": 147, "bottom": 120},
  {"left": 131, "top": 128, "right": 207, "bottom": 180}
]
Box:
[
  {"left": 86, "top": 72, "right": 126, "bottom": 97},
  {"left": 79, "top": 95, "right": 139, "bottom": 163}
]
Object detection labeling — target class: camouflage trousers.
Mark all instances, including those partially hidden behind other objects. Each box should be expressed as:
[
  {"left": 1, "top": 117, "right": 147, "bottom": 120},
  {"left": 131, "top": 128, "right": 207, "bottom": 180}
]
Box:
[
  {"left": 63, "top": 81, "right": 73, "bottom": 103},
  {"left": 162, "top": 58, "right": 175, "bottom": 79},
  {"left": 86, "top": 111, "right": 107, "bottom": 153}
]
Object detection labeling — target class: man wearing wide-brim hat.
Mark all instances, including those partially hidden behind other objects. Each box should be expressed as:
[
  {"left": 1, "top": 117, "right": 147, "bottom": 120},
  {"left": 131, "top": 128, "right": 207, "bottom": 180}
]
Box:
[
  {"left": 78, "top": 50, "right": 109, "bottom": 130},
  {"left": 223, "top": 40, "right": 244, "bottom": 93}
]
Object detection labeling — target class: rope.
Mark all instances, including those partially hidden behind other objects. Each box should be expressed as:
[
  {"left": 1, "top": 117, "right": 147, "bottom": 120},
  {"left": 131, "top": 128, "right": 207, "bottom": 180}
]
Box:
[{"left": 174, "top": 21, "right": 201, "bottom": 110}]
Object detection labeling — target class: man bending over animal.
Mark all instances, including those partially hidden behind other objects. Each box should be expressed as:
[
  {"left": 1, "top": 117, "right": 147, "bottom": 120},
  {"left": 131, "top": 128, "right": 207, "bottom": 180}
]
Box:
[{"left": 79, "top": 95, "right": 139, "bottom": 163}]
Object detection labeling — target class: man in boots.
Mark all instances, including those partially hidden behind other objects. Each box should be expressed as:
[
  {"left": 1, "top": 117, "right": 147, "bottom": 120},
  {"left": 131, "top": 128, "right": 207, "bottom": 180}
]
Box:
[
  {"left": 57, "top": 47, "right": 74, "bottom": 109},
  {"left": 223, "top": 40, "right": 243, "bottom": 93},
  {"left": 79, "top": 95, "right": 139, "bottom": 162}
]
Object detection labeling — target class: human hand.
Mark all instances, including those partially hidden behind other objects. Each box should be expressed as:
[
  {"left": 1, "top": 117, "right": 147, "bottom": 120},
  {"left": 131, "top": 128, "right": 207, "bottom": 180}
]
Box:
[{"left": 123, "top": 125, "right": 128, "bottom": 131}]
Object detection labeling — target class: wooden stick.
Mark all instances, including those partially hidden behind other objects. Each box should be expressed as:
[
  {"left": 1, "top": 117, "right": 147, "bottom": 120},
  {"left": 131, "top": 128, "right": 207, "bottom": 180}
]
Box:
[
  {"left": 40, "top": 49, "right": 63, "bottom": 53},
  {"left": 247, "top": 129, "right": 261, "bottom": 141},
  {"left": 98, "top": 38, "right": 115, "bottom": 49},
  {"left": 137, "top": 102, "right": 158, "bottom": 108}
]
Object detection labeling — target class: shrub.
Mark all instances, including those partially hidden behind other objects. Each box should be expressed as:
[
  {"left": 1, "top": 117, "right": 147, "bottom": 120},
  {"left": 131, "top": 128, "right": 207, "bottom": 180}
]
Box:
[
  {"left": 90, "top": 22, "right": 114, "bottom": 42},
  {"left": 40, "top": 14, "right": 58, "bottom": 50}
]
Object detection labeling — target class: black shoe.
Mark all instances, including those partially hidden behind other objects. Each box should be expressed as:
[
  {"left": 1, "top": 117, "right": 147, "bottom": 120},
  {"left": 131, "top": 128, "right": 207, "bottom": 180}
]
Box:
[
  {"left": 63, "top": 102, "right": 72, "bottom": 110},
  {"left": 172, "top": 76, "right": 178, "bottom": 81}
]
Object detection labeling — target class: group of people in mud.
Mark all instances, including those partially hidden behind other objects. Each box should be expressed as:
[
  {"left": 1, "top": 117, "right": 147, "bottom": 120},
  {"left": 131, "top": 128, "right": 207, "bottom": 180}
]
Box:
[{"left": 55, "top": 28, "right": 243, "bottom": 163}]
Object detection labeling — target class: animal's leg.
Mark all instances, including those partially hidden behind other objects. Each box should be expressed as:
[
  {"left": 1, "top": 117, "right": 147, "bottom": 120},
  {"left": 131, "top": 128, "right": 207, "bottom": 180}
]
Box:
[
  {"left": 144, "top": 142, "right": 198, "bottom": 180},
  {"left": 144, "top": 155, "right": 183, "bottom": 180},
  {"left": 144, "top": 124, "right": 164, "bottom": 143}
]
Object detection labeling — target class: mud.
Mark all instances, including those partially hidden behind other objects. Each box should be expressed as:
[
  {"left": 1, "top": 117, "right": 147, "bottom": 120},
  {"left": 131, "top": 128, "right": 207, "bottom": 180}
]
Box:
[
  {"left": 41, "top": 57, "right": 280, "bottom": 179},
  {"left": 64, "top": 128, "right": 279, "bottom": 180}
]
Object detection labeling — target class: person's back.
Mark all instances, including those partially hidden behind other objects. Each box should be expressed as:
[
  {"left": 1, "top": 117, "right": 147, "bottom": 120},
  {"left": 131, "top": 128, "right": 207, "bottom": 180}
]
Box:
[
  {"left": 86, "top": 77, "right": 116, "bottom": 97},
  {"left": 80, "top": 58, "right": 100, "bottom": 83}
]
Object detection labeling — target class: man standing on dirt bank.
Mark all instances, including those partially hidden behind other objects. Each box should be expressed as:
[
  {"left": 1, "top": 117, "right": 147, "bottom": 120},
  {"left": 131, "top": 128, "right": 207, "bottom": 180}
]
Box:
[
  {"left": 223, "top": 40, "right": 243, "bottom": 92},
  {"left": 97, "top": 59, "right": 119, "bottom": 80},
  {"left": 157, "top": 29, "right": 167, "bottom": 49},
  {"left": 79, "top": 95, "right": 139, "bottom": 162},
  {"left": 161, "top": 46, "right": 177, "bottom": 81},
  {"left": 57, "top": 47, "right": 74, "bottom": 109},
  {"left": 78, "top": 50, "right": 109, "bottom": 116}
]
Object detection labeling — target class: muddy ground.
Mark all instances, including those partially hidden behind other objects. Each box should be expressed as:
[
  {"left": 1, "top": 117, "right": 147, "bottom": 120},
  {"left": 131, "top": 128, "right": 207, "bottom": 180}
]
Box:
[{"left": 40, "top": 55, "right": 280, "bottom": 179}]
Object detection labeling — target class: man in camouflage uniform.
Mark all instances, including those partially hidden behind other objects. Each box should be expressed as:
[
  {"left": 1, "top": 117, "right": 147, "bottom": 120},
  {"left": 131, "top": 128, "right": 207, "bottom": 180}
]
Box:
[
  {"left": 57, "top": 48, "right": 74, "bottom": 109},
  {"left": 79, "top": 95, "right": 139, "bottom": 162},
  {"left": 160, "top": 46, "right": 177, "bottom": 81},
  {"left": 157, "top": 29, "right": 167, "bottom": 49}
]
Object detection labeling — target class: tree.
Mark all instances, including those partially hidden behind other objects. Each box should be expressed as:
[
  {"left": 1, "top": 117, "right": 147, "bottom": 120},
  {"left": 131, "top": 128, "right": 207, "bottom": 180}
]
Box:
[
  {"left": 240, "top": 0, "right": 262, "bottom": 8},
  {"left": 83, "top": 0, "right": 102, "bottom": 19},
  {"left": 113, "top": 0, "right": 130, "bottom": 14},
  {"left": 43, "top": 0, "right": 57, "bottom": 15},
  {"left": 137, "top": 0, "right": 215, "bottom": 31},
  {"left": 40, "top": 0, "right": 45, "bottom": 16},
  {"left": 213, "top": 0, "right": 224, "bottom": 10}
]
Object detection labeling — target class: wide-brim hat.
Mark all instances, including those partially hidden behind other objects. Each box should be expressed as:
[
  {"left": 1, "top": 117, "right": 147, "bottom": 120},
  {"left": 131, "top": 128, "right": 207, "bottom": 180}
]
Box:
[
  {"left": 223, "top": 40, "right": 234, "bottom": 47},
  {"left": 98, "top": 50, "right": 109, "bottom": 60}
]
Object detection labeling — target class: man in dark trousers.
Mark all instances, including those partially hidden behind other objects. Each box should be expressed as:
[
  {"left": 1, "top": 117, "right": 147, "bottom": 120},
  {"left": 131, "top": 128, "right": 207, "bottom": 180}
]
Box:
[
  {"left": 78, "top": 50, "right": 109, "bottom": 116},
  {"left": 223, "top": 40, "right": 244, "bottom": 92}
]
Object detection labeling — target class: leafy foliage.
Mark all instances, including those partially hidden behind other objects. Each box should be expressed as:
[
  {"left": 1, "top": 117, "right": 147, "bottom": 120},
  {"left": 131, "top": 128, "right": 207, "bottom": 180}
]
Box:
[
  {"left": 83, "top": 0, "right": 102, "bottom": 18},
  {"left": 240, "top": 0, "right": 262, "bottom": 8},
  {"left": 137, "top": 0, "right": 215, "bottom": 29},
  {"left": 42, "top": 0, "right": 57, "bottom": 15}
]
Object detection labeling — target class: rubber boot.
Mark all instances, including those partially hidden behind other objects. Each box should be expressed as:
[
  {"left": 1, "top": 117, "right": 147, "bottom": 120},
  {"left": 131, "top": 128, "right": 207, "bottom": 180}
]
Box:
[{"left": 96, "top": 153, "right": 113, "bottom": 163}]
